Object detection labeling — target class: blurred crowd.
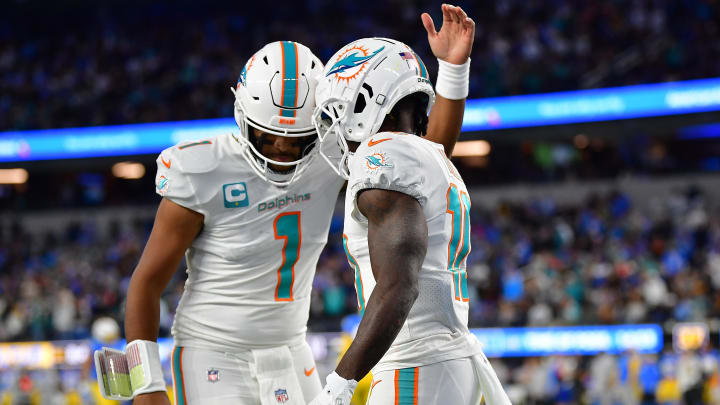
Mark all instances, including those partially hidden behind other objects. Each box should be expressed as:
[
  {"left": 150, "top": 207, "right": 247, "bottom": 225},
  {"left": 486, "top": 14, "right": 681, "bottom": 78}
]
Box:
[
  {"left": 496, "top": 350, "right": 720, "bottom": 404},
  {"left": 0, "top": 218, "right": 167, "bottom": 342},
  {"left": 2, "top": 0, "right": 719, "bottom": 130},
  {"left": 1, "top": 182, "right": 720, "bottom": 403},
  {"left": 466, "top": 185, "right": 719, "bottom": 328},
  {"left": 1, "top": 182, "right": 719, "bottom": 337}
]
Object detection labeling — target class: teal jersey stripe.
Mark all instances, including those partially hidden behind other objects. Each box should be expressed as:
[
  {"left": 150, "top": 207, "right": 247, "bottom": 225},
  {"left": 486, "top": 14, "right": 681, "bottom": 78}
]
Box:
[
  {"left": 281, "top": 41, "right": 298, "bottom": 118},
  {"left": 397, "top": 368, "right": 417, "bottom": 404},
  {"left": 447, "top": 185, "right": 471, "bottom": 301},
  {"left": 172, "top": 347, "right": 185, "bottom": 405},
  {"left": 412, "top": 51, "right": 428, "bottom": 79},
  {"left": 453, "top": 192, "right": 472, "bottom": 268},
  {"left": 178, "top": 140, "right": 212, "bottom": 150},
  {"left": 447, "top": 185, "right": 463, "bottom": 270},
  {"left": 460, "top": 270, "right": 469, "bottom": 298},
  {"left": 343, "top": 234, "right": 365, "bottom": 315}
]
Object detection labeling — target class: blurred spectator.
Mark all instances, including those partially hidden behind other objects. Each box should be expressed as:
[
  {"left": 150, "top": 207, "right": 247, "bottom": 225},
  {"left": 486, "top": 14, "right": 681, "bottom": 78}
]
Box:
[
  {"left": 639, "top": 354, "right": 662, "bottom": 404},
  {"left": 678, "top": 351, "right": 704, "bottom": 404},
  {"left": 656, "top": 356, "right": 682, "bottom": 404},
  {"left": 51, "top": 288, "right": 76, "bottom": 340}
]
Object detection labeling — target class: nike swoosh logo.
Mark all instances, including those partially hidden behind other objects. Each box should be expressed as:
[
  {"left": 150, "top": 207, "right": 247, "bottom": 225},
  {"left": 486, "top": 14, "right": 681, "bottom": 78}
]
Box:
[
  {"left": 368, "top": 137, "right": 392, "bottom": 146},
  {"left": 160, "top": 156, "right": 171, "bottom": 169},
  {"left": 304, "top": 367, "right": 315, "bottom": 376}
]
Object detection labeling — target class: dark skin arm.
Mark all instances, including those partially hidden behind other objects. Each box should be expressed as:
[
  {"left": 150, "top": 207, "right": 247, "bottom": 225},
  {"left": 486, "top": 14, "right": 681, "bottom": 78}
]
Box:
[
  {"left": 334, "top": 189, "right": 428, "bottom": 380},
  {"left": 425, "top": 95, "right": 466, "bottom": 157},
  {"left": 125, "top": 198, "right": 203, "bottom": 404},
  {"left": 422, "top": 4, "right": 475, "bottom": 157}
]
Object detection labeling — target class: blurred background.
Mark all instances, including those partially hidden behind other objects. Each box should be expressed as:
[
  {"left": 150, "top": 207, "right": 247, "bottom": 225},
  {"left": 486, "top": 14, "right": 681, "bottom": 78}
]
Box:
[{"left": 2, "top": 0, "right": 720, "bottom": 403}]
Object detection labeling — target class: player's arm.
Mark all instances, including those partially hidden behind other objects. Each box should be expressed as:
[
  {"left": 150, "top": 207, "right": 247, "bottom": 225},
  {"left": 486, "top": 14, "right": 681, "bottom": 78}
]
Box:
[
  {"left": 422, "top": 4, "right": 475, "bottom": 157},
  {"left": 125, "top": 198, "right": 203, "bottom": 404},
  {"left": 125, "top": 198, "right": 202, "bottom": 341},
  {"left": 335, "top": 189, "right": 428, "bottom": 380}
]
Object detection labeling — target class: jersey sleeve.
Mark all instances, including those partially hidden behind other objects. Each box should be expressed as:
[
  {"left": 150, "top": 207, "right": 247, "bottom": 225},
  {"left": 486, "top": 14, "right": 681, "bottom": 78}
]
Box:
[
  {"left": 154, "top": 146, "right": 201, "bottom": 211},
  {"left": 154, "top": 139, "right": 222, "bottom": 216},
  {"left": 347, "top": 133, "right": 430, "bottom": 220}
]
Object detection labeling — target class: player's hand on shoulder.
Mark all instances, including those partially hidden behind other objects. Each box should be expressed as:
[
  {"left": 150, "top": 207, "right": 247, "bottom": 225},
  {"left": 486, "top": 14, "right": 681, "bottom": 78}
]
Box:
[
  {"left": 133, "top": 391, "right": 171, "bottom": 405},
  {"left": 308, "top": 371, "right": 357, "bottom": 405},
  {"left": 421, "top": 4, "right": 475, "bottom": 64}
]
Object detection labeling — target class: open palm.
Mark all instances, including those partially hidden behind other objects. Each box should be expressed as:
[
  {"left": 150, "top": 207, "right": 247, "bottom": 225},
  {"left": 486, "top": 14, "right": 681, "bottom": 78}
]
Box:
[{"left": 422, "top": 4, "right": 475, "bottom": 65}]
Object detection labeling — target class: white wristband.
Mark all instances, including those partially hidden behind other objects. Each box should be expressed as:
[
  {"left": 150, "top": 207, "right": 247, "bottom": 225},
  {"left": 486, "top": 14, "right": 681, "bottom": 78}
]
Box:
[
  {"left": 435, "top": 58, "right": 471, "bottom": 100},
  {"left": 126, "top": 340, "right": 167, "bottom": 396},
  {"left": 326, "top": 371, "right": 358, "bottom": 393}
]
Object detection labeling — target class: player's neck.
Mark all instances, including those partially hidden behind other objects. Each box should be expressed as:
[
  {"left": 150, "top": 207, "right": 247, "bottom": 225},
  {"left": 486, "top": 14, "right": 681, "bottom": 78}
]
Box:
[{"left": 378, "top": 111, "right": 414, "bottom": 135}]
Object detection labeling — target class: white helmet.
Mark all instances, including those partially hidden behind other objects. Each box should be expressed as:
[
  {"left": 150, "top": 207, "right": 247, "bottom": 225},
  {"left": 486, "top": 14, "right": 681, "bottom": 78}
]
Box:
[
  {"left": 231, "top": 41, "right": 324, "bottom": 186},
  {"left": 313, "top": 37, "right": 435, "bottom": 178}
]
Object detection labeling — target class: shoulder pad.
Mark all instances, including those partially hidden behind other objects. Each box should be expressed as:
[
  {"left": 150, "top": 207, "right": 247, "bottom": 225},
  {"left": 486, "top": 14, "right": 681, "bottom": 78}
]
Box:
[
  {"left": 357, "top": 132, "right": 416, "bottom": 154},
  {"left": 348, "top": 131, "right": 430, "bottom": 209},
  {"left": 154, "top": 137, "right": 224, "bottom": 211},
  {"left": 165, "top": 139, "right": 220, "bottom": 174}
]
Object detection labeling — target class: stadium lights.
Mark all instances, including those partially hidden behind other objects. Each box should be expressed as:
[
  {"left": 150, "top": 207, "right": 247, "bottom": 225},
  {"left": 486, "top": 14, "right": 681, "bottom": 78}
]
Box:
[
  {"left": 112, "top": 162, "right": 145, "bottom": 179},
  {"left": 1, "top": 77, "right": 720, "bottom": 163},
  {"left": 452, "top": 140, "right": 491, "bottom": 157},
  {"left": 0, "top": 168, "right": 29, "bottom": 184}
]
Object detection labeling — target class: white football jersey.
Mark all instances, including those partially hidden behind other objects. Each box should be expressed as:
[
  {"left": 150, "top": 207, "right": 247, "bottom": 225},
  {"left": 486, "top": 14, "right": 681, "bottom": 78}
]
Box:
[
  {"left": 343, "top": 132, "right": 483, "bottom": 373},
  {"left": 155, "top": 133, "right": 344, "bottom": 351}
]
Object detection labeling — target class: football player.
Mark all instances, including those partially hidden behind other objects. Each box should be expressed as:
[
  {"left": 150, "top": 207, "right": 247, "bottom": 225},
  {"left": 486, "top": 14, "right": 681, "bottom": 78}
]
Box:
[
  {"left": 123, "top": 5, "right": 472, "bottom": 405},
  {"left": 310, "top": 7, "right": 512, "bottom": 405}
]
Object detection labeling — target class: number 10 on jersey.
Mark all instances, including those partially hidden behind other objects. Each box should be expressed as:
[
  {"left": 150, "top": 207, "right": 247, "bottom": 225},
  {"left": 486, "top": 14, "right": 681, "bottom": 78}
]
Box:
[
  {"left": 446, "top": 185, "right": 471, "bottom": 302},
  {"left": 274, "top": 212, "right": 301, "bottom": 301}
]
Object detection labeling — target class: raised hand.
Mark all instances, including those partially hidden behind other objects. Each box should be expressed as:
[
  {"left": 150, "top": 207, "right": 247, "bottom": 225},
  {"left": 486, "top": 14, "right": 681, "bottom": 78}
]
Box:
[{"left": 421, "top": 4, "right": 475, "bottom": 65}]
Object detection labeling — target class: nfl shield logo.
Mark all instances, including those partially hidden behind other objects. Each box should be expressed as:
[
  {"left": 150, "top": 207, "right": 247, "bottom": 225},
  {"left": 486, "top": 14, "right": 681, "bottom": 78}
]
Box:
[
  {"left": 207, "top": 368, "right": 220, "bottom": 382},
  {"left": 274, "top": 388, "right": 289, "bottom": 403}
]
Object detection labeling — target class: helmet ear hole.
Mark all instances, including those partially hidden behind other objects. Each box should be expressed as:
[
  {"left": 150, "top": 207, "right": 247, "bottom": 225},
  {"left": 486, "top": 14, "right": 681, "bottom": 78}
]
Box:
[{"left": 354, "top": 93, "right": 366, "bottom": 114}]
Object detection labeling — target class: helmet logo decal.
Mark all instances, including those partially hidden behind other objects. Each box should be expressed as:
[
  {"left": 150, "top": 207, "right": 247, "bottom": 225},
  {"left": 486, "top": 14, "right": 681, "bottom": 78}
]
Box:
[
  {"left": 238, "top": 55, "right": 256, "bottom": 88},
  {"left": 327, "top": 45, "right": 385, "bottom": 84},
  {"left": 399, "top": 49, "right": 429, "bottom": 79},
  {"left": 412, "top": 51, "right": 428, "bottom": 79}
]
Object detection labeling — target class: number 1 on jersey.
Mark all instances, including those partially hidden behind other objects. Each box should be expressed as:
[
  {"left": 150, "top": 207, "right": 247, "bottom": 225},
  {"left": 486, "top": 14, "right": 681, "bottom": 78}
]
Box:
[{"left": 274, "top": 212, "right": 301, "bottom": 301}]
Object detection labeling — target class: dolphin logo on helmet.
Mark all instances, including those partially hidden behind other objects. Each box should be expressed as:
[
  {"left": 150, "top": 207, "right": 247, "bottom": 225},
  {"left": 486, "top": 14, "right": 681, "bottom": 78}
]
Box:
[
  {"left": 326, "top": 46, "right": 385, "bottom": 76},
  {"left": 312, "top": 38, "right": 435, "bottom": 179}
]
